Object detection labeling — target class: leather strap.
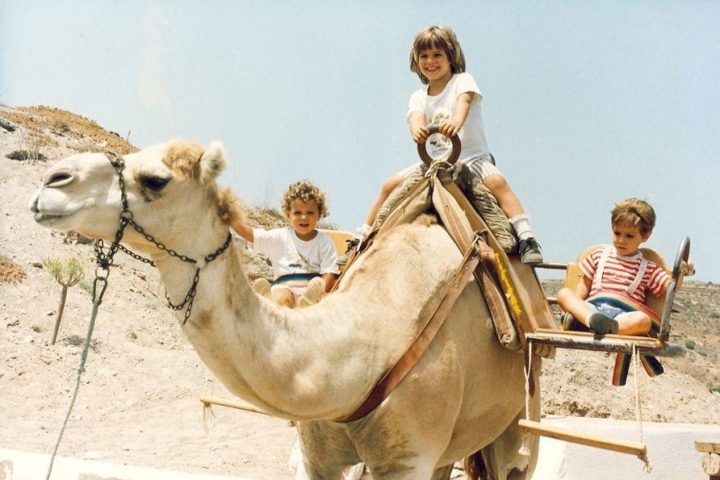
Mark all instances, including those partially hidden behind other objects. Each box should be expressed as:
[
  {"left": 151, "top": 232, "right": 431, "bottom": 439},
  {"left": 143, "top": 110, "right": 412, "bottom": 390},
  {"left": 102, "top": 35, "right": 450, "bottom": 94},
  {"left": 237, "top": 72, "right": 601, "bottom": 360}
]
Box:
[
  {"left": 336, "top": 237, "right": 481, "bottom": 423},
  {"left": 432, "top": 175, "right": 521, "bottom": 351}
]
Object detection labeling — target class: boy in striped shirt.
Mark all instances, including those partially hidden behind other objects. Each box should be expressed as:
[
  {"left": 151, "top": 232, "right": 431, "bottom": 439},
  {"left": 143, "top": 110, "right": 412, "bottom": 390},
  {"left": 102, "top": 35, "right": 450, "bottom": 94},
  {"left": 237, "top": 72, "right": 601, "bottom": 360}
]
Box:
[{"left": 557, "top": 198, "right": 671, "bottom": 336}]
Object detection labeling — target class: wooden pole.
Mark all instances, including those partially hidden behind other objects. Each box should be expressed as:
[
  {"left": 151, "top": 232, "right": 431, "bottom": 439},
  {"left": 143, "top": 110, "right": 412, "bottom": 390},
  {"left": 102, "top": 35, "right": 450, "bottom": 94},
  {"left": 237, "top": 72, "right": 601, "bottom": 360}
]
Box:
[
  {"left": 695, "top": 441, "right": 720, "bottom": 479},
  {"left": 519, "top": 419, "right": 647, "bottom": 457},
  {"left": 199, "top": 396, "right": 272, "bottom": 417}
]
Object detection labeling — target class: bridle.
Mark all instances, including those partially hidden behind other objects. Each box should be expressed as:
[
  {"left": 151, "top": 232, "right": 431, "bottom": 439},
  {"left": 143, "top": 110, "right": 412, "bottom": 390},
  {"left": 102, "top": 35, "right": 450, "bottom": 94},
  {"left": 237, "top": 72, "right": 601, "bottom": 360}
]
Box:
[{"left": 92, "top": 153, "right": 232, "bottom": 325}]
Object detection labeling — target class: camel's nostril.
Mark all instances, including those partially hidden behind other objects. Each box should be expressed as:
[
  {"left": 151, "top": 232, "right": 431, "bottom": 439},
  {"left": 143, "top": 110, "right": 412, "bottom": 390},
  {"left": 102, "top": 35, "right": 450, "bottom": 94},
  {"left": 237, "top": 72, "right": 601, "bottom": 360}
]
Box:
[{"left": 46, "top": 171, "right": 73, "bottom": 187}]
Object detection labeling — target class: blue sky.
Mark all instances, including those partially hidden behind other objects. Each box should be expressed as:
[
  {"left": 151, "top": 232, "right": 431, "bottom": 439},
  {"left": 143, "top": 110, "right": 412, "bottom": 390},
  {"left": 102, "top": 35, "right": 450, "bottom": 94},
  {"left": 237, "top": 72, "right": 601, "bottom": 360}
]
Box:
[{"left": 1, "top": 1, "right": 718, "bottom": 281}]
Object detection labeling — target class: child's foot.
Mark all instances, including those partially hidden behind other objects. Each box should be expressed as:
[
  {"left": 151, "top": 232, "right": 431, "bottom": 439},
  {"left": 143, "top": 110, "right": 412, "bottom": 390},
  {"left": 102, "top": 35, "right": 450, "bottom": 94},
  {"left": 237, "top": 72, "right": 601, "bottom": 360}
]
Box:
[
  {"left": 519, "top": 237, "right": 543, "bottom": 264},
  {"left": 297, "top": 277, "right": 326, "bottom": 307},
  {"left": 356, "top": 223, "right": 372, "bottom": 239},
  {"left": 589, "top": 312, "right": 619, "bottom": 335},
  {"left": 561, "top": 312, "right": 576, "bottom": 330},
  {"left": 252, "top": 278, "right": 271, "bottom": 298}
]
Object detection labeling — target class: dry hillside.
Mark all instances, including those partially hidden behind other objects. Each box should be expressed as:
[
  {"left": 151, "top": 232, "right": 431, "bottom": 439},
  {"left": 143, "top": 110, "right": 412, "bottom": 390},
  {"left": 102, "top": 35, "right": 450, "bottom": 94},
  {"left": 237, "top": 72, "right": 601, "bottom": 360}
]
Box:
[{"left": 1, "top": 105, "right": 718, "bottom": 479}]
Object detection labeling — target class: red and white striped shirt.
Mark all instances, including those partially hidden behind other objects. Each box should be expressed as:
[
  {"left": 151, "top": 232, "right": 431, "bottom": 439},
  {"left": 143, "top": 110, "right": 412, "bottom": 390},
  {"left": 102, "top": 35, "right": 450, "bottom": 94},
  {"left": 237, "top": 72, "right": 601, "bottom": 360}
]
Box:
[{"left": 580, "top": 246, "right": 670, "bottom": 304}]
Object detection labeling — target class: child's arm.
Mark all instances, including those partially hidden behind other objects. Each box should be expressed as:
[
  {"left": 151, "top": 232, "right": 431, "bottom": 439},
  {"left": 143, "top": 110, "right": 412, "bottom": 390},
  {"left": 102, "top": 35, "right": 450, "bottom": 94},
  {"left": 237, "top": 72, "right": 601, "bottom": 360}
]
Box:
[
  {"left": 573, "top": 276, "right": 592, "bottom": 301},
  {"left": 230, "top": 218, "right": 255, "bottom": 243},
  {"left": 408, "top": 111, "right": 429, "bottom": 144},
  {"left": 322, "top": 272, "right": 337, "bottom": 292},
  {"left": 439, "top": 92, "right": 474, "bottom": 138}
]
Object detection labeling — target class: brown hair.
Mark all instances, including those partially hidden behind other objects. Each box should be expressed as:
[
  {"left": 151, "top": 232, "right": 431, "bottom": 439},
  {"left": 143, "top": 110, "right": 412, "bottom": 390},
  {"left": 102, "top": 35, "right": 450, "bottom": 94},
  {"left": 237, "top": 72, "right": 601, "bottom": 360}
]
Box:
[
  {"left": 409, "top": 25, "right": 466, "bottom": 84},
  {"left": 281, "top": 180, "right": 329, "bottom": 219},
  {"left": 611, "top": 198, "right": 656, "bottom": 236}
]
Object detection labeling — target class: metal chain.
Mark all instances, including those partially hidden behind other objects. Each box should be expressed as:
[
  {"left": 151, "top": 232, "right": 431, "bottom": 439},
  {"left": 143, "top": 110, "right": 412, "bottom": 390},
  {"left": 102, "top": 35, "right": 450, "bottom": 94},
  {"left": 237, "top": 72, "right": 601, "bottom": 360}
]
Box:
[
  {"left": 92, "top": 153, "right": 233, "bottom": 325},
  {"left": 165, "top": 268, "right": 201, "bottom": 325}
]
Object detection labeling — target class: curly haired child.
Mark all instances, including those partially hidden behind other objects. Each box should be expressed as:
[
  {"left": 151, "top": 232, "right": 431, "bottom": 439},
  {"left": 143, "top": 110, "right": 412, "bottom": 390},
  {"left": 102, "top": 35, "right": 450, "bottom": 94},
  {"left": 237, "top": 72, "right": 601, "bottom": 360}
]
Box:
[{"left": 232, "top": 180, "right": 339, "bottom": 307}]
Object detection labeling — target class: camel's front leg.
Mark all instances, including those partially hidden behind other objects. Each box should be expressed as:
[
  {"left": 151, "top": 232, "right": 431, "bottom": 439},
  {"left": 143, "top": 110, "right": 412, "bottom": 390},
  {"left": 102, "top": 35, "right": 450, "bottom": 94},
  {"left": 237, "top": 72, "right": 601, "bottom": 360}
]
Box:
[
  {"left": 480, "top": 359, "right": 542, "bottom": 480},
  {"left": 296, "top": 421, "right": 362, "bottom": 479}
]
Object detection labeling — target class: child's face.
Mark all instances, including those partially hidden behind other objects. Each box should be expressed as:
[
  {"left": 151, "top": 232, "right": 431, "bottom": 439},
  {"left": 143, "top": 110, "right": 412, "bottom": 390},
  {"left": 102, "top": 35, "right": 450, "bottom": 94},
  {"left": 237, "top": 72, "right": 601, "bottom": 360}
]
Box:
[
  {"left": 288, "top": 199, "right": 320, "bottom": 241},
  {"left": 418, "top": 47, "right": 452, "bottom": 84},
  {"left": 612, "top": 222, "right": 649, "bottom": 257}
]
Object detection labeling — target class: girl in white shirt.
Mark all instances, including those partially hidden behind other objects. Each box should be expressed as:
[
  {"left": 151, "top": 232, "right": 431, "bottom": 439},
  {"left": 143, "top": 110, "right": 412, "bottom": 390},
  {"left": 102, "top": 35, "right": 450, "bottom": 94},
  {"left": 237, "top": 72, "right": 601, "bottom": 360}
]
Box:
[{"left": 362, "top": 25, "right": 543, "bottom": 264}]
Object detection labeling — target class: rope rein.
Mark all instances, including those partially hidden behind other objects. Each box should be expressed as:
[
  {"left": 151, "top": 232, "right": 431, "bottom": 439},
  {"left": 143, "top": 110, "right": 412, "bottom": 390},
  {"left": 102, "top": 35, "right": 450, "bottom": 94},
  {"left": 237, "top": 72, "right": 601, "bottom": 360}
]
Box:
[{"left": 45, "top": 152, "right": 232, "bottom": 478}]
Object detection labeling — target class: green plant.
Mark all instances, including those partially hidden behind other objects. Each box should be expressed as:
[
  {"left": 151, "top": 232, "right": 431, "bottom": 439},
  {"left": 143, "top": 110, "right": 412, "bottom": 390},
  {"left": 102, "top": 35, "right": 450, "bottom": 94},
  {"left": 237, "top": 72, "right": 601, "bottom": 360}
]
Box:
[{"left": 42, "top": 256, "right": 85, "bottom": 344}]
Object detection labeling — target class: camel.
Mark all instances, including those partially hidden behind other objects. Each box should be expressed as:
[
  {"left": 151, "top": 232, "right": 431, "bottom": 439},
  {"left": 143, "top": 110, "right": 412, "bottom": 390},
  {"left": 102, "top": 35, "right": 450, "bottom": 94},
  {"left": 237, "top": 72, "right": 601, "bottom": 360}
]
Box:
[{"left": 29, "top": 139, "right": 541, "bottom": 480}]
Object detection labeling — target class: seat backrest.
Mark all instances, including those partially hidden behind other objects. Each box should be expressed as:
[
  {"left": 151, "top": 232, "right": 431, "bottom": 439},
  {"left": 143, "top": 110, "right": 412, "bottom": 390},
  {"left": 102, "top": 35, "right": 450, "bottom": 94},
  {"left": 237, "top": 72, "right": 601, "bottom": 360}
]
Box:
[
  {"left": 318, "top": 229, "right": 356, "bottom": 272},
  {"left": 565, "top": 245, "right": 670, "bottom": 317}
]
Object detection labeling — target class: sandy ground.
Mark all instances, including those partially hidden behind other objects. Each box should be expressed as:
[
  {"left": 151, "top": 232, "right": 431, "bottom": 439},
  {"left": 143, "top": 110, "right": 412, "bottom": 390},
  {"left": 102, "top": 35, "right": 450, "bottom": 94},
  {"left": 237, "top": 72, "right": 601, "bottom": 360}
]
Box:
[{"left": 1, "top": 109, "right": 718, "bottom": 479}]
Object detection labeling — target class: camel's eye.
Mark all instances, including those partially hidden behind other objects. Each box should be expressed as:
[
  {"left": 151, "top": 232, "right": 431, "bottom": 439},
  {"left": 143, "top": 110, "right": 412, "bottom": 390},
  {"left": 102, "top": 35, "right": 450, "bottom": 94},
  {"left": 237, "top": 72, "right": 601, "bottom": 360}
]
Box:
[{"left": 140, "top": 175, "right": 170, "bottom": 191}]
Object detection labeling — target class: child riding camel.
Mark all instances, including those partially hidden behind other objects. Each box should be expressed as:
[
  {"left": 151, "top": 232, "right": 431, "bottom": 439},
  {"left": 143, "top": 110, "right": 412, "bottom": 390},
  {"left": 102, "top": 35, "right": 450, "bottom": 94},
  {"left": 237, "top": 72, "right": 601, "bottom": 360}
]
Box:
[
  {"left": 361, "top": 25, "right": 543, "bottom": 264},
  {"left": 232, "top": 180, "right": 339, "bottom": 308}
]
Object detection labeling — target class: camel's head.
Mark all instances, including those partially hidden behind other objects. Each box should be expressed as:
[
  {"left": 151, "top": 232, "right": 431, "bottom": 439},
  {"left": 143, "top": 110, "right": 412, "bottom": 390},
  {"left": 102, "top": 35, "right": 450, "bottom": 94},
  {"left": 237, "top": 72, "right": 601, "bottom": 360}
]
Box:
[{"left": 30, "top": 139, "right": 239, "bottom": 254}]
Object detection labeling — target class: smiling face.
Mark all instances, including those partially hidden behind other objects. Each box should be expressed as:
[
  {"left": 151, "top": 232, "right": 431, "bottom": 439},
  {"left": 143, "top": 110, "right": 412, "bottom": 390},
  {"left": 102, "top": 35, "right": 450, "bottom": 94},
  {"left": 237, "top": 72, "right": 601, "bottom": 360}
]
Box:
[
  {"left": 288, "top": 199, "right": 319, "bottom": 241},
  {"left": 418, "top": 47, "right": 452, "bottom": 89},
  {"left": 612, "top": 222, "right": 649, "bottom": 257}
]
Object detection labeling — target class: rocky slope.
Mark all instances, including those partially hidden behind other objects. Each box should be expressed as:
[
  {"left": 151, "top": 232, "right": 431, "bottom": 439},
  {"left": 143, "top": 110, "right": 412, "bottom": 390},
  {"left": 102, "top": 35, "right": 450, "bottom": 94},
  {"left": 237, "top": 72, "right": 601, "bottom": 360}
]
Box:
[{"left": 1, "top": 106, "right": 717, "bottom": 478}]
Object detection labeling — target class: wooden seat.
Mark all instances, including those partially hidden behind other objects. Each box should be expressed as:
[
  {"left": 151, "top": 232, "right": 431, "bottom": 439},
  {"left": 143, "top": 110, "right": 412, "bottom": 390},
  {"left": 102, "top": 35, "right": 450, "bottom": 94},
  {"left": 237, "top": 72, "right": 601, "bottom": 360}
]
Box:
[
  {"left": 530, "top": 237, "right": 691, "bottom": 359},
  {"left": 318, "top": 229, "right": 356, "bottom": 273},
  {"left": 521, "top": 238, "right": 691, "bottom": 462}
]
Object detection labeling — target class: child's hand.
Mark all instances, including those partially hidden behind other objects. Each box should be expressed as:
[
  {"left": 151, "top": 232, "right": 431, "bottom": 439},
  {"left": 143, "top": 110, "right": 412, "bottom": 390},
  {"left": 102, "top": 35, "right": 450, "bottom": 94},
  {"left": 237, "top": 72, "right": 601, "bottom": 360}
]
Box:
[
  {"left": 438, "top": 119, "right": 462, "bottom": 138},
  {"left": 411, "top": 124, "right": 429, "bottom": 144},
  {"left": 680, "top": 261, "right": 695, "bottom": 277}
]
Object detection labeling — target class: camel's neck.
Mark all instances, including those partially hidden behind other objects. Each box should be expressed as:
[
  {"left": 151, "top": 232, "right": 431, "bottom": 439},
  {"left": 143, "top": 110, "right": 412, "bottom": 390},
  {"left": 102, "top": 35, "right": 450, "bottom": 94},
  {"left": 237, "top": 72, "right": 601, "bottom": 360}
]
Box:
[
  {"left": 149, "top": 223, "right": 456, "bottom": 421},
  {"left": 152, "top": 240, "right": 405, "bottom": 421}
]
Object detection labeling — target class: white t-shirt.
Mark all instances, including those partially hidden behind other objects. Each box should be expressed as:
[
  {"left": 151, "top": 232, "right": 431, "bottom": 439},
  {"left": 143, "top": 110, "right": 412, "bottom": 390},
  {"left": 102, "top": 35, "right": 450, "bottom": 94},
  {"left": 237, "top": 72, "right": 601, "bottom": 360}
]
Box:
[
  {"left": 251, "top": 227, "right": 339, "bottom": 279},
  {"left": 407, "top": 72, "right": 490, "bottom": 163}
]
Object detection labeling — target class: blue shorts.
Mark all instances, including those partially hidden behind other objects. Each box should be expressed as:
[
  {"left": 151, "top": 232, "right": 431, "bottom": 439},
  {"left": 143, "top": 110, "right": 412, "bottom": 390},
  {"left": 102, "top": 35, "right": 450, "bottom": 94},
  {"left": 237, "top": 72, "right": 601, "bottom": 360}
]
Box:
[{"left": 586, "top": 297, "right": 636, "bottom": 320}]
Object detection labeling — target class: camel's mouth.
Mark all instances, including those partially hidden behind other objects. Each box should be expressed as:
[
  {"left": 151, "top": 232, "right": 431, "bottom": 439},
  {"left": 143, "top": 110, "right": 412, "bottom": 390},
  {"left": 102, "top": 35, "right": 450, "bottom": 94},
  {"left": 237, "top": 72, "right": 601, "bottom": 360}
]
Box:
[
  {"left": 30, "top": 192, "right": 94, "bottom": 228},
  {"left": 33, "top": 208, "right": 79, "bottom": 227}
]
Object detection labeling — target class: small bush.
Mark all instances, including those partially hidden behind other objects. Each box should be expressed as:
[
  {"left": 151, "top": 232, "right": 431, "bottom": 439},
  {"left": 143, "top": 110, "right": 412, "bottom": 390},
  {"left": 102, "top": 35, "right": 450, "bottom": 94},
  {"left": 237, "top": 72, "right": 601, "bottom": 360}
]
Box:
[
  {"left": 685, "top": 339, "right": 696, "bottom": 350},
  {"left": 6, "top": 150, "right": 48, "bottom": 161},
  {"left": 0, "top": 255, "right": 26, "bottom": 283}
]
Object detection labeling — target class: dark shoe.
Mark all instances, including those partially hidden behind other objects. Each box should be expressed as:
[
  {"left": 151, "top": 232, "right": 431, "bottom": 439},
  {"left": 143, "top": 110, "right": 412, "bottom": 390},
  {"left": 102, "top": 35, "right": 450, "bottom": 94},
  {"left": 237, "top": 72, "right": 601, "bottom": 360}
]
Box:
[
  {"left": 561, "top": 312, "right": 575, "bottom": 330},
  {"left": 589, "top": 312, "right": 619, "bottom": 335},
  {"left": 519, "top": 237, "right": 543, "bottom": 264}
]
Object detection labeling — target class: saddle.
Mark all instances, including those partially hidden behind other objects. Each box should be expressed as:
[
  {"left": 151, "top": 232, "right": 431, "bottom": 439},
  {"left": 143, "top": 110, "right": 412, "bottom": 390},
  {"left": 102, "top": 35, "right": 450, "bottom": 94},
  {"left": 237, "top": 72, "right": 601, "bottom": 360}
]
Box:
[{"left": 339, "top": 161, "right": 557, "bottom": 357}]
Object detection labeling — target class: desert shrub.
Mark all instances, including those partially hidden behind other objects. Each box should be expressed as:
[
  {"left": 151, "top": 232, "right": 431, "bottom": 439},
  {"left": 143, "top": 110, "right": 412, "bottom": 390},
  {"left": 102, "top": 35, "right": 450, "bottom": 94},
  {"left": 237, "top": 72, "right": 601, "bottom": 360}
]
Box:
[
  {"left": 685, "top": 339, "right": 696, "bottom": 350},
  {"left": 0, "top": 254, "right": 26, "bottom": 283},
  {"left": 6, "top": 150, "right": 47, "bottom": 161},
  {"left": 42, "top": 256, "right": 85, "bottom": 344}
]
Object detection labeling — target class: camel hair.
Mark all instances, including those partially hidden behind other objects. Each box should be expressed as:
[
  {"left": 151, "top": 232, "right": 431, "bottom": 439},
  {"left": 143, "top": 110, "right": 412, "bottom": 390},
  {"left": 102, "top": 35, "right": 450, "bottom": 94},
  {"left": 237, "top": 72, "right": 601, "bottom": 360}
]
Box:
[{"left": 30, "top": 139, "right": 541, "bottom": 480}]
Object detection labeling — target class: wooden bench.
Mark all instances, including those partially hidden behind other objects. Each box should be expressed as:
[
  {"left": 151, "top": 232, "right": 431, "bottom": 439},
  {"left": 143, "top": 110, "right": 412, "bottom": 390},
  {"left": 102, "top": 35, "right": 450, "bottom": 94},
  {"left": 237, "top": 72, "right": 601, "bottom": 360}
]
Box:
[
  {"left": 529, "top": 238, "right": 691, "bottom": 372},
  {"left": 519, "top": 237, "right": 691, "bottom": 461},
  {"left": 696, "top": 441, "right": 720, "bottom": 479},
  {"left": 318, "top": 228, "right": 356, "bottom": 273}
]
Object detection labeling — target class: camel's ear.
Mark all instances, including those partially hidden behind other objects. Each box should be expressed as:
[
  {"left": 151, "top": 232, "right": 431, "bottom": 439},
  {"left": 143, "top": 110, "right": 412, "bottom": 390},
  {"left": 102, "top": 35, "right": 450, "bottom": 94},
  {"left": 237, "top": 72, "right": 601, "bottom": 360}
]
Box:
[{"left": 199, "top": 141, "right": 226, "bottom": 184}]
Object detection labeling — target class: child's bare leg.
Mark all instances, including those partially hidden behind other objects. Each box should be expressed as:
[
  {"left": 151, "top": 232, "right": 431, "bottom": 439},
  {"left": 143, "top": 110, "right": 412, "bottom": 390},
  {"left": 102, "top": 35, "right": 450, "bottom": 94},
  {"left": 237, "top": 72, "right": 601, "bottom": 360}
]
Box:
[
  {"left": 615, "top": 312, "right": 652, "bottom": 336},
  {"left": 271, "top": 287, "right": 295, "bottom": 308},
  {"left": 363, "top": 174, "right": 405, "bottom": 230},
  {"left": 483, "top": 174, "right": 525, "bottom": 218},
  {"left": 556, "top": 287, "right": 594, "bottom": 327},
  {"left": 483, "top": 174, "right": 542, "bottom": 264}
]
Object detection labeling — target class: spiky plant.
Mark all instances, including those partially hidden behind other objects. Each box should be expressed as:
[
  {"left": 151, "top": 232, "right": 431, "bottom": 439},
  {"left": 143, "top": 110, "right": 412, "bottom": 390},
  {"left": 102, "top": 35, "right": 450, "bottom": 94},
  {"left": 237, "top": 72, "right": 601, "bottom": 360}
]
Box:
[{"left": 42, "top": 256, "right": 85, "bottom": 344}]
